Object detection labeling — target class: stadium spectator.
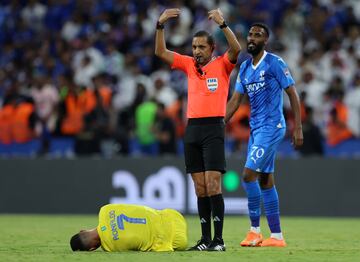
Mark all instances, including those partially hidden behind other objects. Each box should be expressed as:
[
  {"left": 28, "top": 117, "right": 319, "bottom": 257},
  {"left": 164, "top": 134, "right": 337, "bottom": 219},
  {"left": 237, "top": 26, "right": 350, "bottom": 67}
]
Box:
[
  {"left": 225, "top": 23, "right": 303, "bottom": 247},
  {"left": 30, "top": 75, "right": 59, "bottom": 135},
  {"left": 0, "top": 103, "right": 14, "bottom": 144},
  {"left": 166, "top": 93, "right": 186, "bottom": 141},
  {"left": 134, "top": 100, "right": 158, "bottom": 155},
  {"left": 72, "top": 36, "right": 105, "bottom": 88},
  {"left": 345, "top": 73, "right": 360, "bottom": 137},
  {"left": 30, "top": 74, "right": 59, "bottom": 153},
  {"left": 299, "top": 106, "right": 324, "bottom": 156},
  {"left": 154, "top": 102, "right": 177, "bottom": 155},
  {"left": 21, "top": 0, "right": 47, "bottom": 32},
  {"left": 155, "top": 8, "right": 241, "bottom": 251},
  {"left": 103, "top": 41, "right": 125, "bottom": 79},
  {"left": 152, "top": 75, "right": 177, "bottom": 107},
  {"left": 61, "top": 11, "right": 82, "bottom": 42},
  {"left": 70, "top": 204, "right": 187, "bottom": 252},
  {"left": 326, "top": 90, "right": 353, "bottom": 146},
  {"left": 76, "top": 75, "right": 112, "bottom": 155},
  {"left": 59, "top": 82, "right": 85, "bottom": 136},
  {"left": 296, "top": 68, "right": 327, "bottom": 128},
  {"left": 226, "top": 97, "right": 250, "bottom": 153}
]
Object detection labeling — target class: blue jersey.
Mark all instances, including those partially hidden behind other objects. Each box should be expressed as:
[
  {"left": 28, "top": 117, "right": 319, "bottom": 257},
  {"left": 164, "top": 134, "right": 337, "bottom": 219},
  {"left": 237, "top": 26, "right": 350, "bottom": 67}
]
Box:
[{"left": 235, "top": 51, "right": 295, "bottom": 130}]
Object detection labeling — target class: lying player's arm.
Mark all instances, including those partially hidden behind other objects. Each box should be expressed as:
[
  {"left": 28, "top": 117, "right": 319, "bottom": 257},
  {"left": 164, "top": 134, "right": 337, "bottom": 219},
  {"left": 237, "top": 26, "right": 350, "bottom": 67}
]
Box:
[
  {"left": 225, "top": 91, "right": 244, "bottom": 123},
  {"left": 285, "top": 86, "right": 304, "bottom": 148},
  {"left": 155, "top": 8, "right": 180, "bottom": 65},
  {"left": 208, "top": 8, "right": 241, "bottom": 63}
]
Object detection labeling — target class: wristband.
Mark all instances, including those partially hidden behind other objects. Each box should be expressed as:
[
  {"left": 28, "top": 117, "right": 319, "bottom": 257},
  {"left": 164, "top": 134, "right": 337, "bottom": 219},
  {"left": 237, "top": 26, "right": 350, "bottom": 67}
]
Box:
[
  {"left": 156, "top": 21, "right": 164, "bottom": 30},
  {"left": 219, "top": 21, "right": 228, "bottom": 29}
]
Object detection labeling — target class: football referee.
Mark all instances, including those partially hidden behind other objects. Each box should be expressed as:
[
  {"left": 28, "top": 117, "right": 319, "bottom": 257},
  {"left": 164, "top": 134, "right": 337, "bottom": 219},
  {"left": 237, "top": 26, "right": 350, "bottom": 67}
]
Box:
[{"left": 155, "top": 8, "right": 241, "bottom": 251}]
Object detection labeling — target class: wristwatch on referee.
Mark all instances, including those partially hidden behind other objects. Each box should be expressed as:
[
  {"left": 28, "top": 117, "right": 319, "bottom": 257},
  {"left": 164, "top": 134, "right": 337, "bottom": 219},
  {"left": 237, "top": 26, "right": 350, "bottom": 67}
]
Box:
[
  {"left": 219, "top": 21, "right": 228, "bottom": 29},
  {"left": 156, "top": 21, "right": 164, "bottom": 30}
]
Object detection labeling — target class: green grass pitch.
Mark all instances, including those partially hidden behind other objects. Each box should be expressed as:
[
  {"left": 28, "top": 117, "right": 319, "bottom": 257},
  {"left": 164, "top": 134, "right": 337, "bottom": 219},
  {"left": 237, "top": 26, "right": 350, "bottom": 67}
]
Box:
[{"left": 0, "top": 215, "right": 359, "bottom": 262}]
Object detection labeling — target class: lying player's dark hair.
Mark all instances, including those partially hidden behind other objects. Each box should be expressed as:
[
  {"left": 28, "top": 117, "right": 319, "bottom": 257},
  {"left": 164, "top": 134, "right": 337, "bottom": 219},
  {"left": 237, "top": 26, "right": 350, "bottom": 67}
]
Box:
[
  {"left": 193, "top": 30, "right": 215, "bottom": 48},
  {"left": 250, "top": 23, "right": 270, "bottom": 38},
  {"left": 70, "top": 233, "right": 86, "bottom": 251}
]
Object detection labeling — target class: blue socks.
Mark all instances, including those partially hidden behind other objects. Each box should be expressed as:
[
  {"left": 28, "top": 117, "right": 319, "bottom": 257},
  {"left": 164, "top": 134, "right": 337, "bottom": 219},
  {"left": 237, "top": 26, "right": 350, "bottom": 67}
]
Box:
[
  {"left": 243, "top": 181, "right": 282, "bottom": 234},
  {"left": 243, "top": 181, "right": 261, "bottom": 227},
  {"left": 262, "top": 186, "right": 281, "bottom": 233}
]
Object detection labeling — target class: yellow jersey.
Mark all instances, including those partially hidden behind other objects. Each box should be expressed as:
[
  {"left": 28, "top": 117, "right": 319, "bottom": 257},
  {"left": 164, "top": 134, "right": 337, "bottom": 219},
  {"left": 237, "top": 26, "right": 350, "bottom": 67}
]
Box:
[{"left": 97, "top": 204, "right": 187, "bottom": 252}]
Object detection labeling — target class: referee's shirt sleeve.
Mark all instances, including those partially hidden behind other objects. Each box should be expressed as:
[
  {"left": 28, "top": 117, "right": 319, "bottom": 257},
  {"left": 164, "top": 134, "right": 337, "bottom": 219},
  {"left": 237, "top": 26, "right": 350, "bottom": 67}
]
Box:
[
  {"left": 223, "top": 51, "right": 236, "bottom": 74},
  {"left": 171, "top": 52, "right": 192, "bottom": 73},
  {"left": 272, "top": 57, "right": 295, "bottom": 89}
]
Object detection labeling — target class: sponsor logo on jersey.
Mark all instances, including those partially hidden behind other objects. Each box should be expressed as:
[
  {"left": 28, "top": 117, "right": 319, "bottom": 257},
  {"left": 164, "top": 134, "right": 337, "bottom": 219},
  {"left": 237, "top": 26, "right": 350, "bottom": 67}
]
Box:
[
  {"left": 206, "top": 78, "right": 218, "bottom": 92},
  {"left": 246, "top": 82, "right": 265, "bottom": 93}
]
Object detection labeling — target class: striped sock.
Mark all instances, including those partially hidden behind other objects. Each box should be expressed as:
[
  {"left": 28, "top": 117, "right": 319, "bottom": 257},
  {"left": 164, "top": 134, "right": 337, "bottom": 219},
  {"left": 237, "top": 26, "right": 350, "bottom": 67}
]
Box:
[
  {"left": 262, "top": 186, "right": 281, "bottom": 233},
  {"left": 243, "top": 181, "right": 261, "bottom": 228}
]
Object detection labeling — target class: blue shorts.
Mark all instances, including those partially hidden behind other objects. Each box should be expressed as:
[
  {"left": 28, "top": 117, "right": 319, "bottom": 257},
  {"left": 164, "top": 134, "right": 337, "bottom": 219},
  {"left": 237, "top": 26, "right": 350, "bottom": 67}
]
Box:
[{"left": 245, "top": 126, "right": 286, "bottom": 173}]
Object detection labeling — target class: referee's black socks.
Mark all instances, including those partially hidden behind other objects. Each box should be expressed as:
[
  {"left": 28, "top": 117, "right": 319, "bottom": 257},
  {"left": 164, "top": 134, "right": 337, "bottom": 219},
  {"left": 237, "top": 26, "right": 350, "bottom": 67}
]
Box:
[
  {"left": 210, "top": 194, "right": 225, "bottom": 240},
  {"left": 197, "top": 196, "right": 212, "bottom": 241}
]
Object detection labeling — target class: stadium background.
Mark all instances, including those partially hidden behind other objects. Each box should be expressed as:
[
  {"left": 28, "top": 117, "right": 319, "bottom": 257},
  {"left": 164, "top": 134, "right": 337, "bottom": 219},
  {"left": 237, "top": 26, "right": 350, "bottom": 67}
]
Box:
[{"left": 0, "top": 0, "right": 360, "bottom": 261}]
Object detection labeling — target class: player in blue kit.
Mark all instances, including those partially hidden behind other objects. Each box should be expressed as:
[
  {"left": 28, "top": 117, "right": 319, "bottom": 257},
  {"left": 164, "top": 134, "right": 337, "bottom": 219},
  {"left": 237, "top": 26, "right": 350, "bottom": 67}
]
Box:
[{"left": 225, "top": 23, "right": 303, "bottom": 247}]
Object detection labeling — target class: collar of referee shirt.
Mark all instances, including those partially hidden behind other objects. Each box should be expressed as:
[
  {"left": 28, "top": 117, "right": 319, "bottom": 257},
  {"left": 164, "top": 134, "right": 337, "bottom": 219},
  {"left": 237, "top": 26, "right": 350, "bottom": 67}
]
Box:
[{"left": 194, "top": 56, "right": 217, "bottom": 76}]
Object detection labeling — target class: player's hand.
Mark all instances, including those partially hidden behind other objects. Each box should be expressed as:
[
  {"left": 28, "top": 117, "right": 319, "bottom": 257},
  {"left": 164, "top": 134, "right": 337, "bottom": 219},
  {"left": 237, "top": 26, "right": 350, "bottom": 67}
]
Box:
[
  {"left": 208, "top": 8, "right": 225, "bottom": 25},
  {"left": 292, "top": 127, "right": 303, "bottom": 149},
  {"left": 158, "top": 8, "right": 180, "bottom": 24}
]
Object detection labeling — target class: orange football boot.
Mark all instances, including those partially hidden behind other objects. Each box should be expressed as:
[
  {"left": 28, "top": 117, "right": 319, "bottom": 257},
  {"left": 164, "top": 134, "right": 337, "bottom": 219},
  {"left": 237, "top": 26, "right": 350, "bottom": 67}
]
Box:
[
  {"left": 240, "top": 231, "right": 263, "bottom": 247},
  {"left": 260, "top": 237, "right": 287, "bottom": 247}
]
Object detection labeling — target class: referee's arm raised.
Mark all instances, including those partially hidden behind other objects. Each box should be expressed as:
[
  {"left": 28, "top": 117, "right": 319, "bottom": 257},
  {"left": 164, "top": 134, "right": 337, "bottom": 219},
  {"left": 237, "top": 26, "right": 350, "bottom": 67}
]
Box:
[
  {"left": 154, "top": 8, "right": 180, "bottom": 65},
  {"left": 208, "top": 8, "right": 241, "bottom": 63}
]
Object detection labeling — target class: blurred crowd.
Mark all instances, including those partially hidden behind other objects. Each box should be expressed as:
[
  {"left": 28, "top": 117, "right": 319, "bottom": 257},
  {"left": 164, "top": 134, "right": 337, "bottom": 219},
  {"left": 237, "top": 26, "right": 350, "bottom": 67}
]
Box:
[{"left": 0, "top": 0, "right": 359, "bottom": 157}]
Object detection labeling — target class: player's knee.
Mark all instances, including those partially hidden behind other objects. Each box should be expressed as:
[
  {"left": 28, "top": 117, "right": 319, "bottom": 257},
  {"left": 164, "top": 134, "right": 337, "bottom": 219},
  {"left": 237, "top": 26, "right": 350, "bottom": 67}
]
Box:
[
  {"left": 243, "top": 172, "right": 258, "bottom": 182},
  {"left": 194, "top": 183, "right": 207, "bottom": 197},
  {"left": 205, "top": 179, "right": 221, "bottom": 195},
  {"left": 207, "top": 187, "right": 222, "bottom": 196},
  {"left": 258, "top": 174, "right": 274, "bottom": 189}
]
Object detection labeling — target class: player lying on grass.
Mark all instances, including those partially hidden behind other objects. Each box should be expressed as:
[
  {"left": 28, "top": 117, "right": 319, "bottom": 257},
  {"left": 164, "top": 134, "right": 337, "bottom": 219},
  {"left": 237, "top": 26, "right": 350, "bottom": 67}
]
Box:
[{"left": 70, "top": 204, "right": 187, "bottom": 252}]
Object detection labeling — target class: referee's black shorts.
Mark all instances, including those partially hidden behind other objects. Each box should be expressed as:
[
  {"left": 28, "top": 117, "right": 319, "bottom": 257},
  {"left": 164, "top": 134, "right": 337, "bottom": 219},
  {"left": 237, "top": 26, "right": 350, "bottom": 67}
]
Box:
[{"left": 184, "top": 117, "right": 226, "bottom": 174}]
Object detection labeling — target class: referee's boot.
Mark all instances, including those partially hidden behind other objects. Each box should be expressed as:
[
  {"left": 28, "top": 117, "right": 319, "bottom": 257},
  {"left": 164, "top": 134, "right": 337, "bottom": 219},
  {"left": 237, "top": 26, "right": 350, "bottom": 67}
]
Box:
[
  {"left": 206, "top": 237, "right": 226, "bottom": 251},
  {"left": 187, "top": 237, "right": 210, "bottom": 251}
]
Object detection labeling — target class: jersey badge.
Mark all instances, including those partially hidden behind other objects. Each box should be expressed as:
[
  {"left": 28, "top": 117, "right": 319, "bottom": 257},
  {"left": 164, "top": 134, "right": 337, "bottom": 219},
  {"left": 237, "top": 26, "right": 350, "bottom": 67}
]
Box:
[
  {"left": 206, "top": 78, "right": 218, "bottom": 92},
  {"left": 259, "top": 70, "right": 265, "bottom": 81}
]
